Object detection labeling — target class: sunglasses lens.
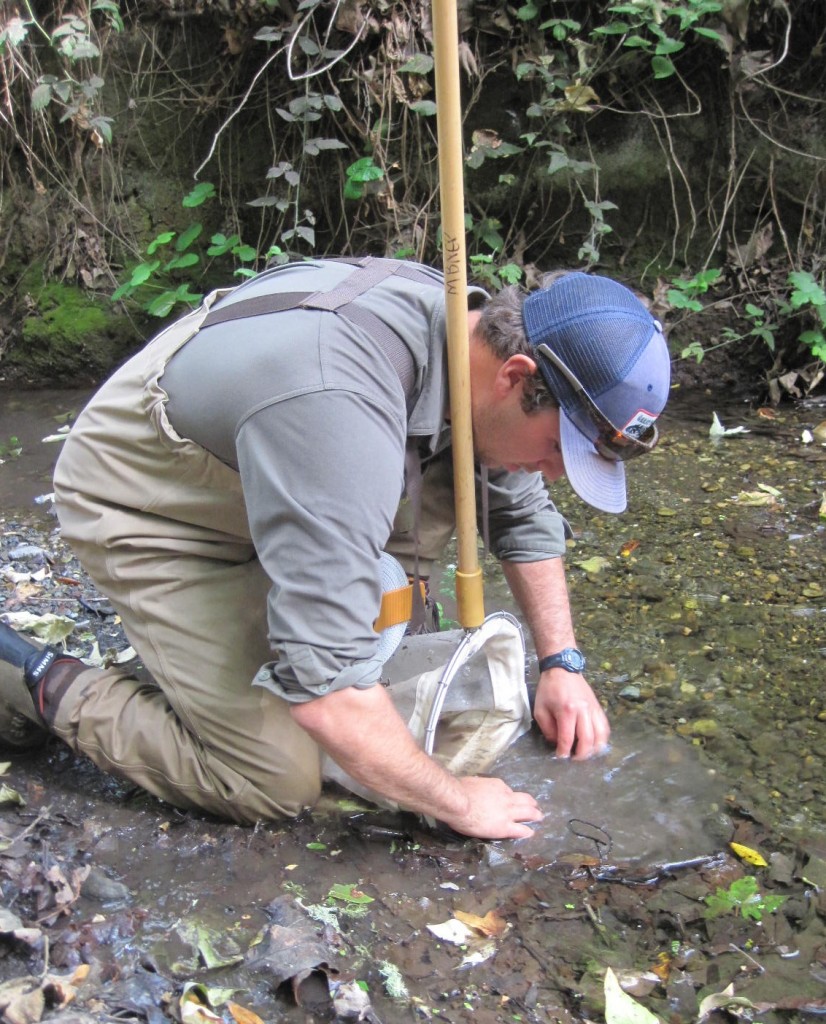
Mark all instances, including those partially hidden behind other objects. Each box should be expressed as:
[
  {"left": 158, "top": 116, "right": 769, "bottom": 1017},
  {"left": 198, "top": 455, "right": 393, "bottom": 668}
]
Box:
[{"left": 594, "top": 422, "right": 658, "bottom": 461}]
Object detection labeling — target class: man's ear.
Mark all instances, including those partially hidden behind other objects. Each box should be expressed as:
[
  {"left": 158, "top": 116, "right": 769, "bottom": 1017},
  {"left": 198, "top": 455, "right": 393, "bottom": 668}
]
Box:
[{"left": 494, "top": 354, "right": 539, "bottom": 396}]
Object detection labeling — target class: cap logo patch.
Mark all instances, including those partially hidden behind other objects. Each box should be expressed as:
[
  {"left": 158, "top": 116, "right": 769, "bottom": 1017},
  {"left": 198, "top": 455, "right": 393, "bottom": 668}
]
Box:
[{"left": 622, "top": 409, "right": 657, "bottom": 438}]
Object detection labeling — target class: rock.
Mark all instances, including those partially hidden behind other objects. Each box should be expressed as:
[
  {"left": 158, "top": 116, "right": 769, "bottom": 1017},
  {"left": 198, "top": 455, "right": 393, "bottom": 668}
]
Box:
[
  {"left": 80, "top": 866, "right": 131, "bottom": 903},
  {"left": 618, "top": 685, "right": 642, "bottom": 701}
]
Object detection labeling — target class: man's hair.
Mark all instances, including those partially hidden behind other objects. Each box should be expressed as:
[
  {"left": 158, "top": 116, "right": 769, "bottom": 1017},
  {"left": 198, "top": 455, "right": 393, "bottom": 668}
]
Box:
[{"left": 476, "top": 271, "right": 571, "bottom": 413}]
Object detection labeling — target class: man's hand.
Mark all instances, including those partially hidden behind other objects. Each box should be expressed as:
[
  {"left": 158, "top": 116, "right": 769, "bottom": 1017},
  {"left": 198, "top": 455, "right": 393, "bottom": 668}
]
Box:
[
  {"left": 532, "top": 668, "right": 610, "bottom": 759},
  {"left": 440, "top": 776, "right": 543, "bottom": 839}
]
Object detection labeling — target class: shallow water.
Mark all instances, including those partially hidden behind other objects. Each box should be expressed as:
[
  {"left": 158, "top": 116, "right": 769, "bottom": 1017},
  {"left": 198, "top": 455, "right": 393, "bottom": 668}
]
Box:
[{"left": 1, "top": 386, "right": 825, "bottom": 1023}]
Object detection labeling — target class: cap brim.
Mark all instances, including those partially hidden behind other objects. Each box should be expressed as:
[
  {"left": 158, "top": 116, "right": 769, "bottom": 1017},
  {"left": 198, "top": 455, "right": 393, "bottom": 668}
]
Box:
[{"left": 560, "top": 412, "right": 627, "bottom": 513}]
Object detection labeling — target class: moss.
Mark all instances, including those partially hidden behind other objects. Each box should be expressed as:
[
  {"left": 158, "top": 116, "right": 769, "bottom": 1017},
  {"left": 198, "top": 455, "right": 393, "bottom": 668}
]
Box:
[{"left": 9, "top": 279, "right": 137, "bottom": 385}]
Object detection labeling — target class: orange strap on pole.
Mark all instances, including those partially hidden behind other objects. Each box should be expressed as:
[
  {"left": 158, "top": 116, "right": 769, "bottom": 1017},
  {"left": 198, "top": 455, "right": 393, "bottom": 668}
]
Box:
[{"left": 432, "top": 0, "right": 485, "bottom": 629}]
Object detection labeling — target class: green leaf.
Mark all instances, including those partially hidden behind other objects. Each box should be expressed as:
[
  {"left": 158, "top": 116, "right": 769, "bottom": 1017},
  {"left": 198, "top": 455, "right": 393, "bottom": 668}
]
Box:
[
  {"left": 788, "top": 270, "right": 826, "bottom": 309},
  {"left": 31, "top": 83, "right": 53, "bottom": 110},
  {"left": 175, "top": 223, "right": 203, "bottom": 251},
  {"left": 346, "top": 157, "right": 383, "bottom": 183},
  {"left": 398, "top": 53, "right": 433, "bottom": 74},
  {"left": 2, "top": 17, "right": 30, "bottom": 47},
  {"left": 129, "top": 260, "right": 161, "bottom": 286},
  {"left": 652, "top": 55, "right": 676, "bottom": 78},
  {"left": 692, "top": 26, "right": 723, "bottom": 41},
  {"left": 654, "top": 37, "right": 684, "bottom": 55},
  {"left": 146, "top": 232, "right": 175, "bottom": 255},
  {"left": 164, "top": 252, "right": 200, "bottom": 271},
  {"left": 410, "top": 100, "right": 437, "bottom": 116},
  {"left": 146, "top": 292, "right": 178, "bottom": 317},
  {"left": 206, "top": 233, "right": 234, "bottom": 256},
  {"left": 233, "top": 244, "right": 257, "bottom": 262},
  {"left": 304, "top": 137, "right": 348, "bottom": 155},
  {"left": 328, "top": 883, "right": 374, "bottom": 905},
  {"left": 593, "top": 21, "right": 632, "bottom": 35},
  {"left": 182, "top": 182, "right": 216, "bottom": 208},
  {"left": 516, "top": 2, "right": 540, "bottom": 21}
]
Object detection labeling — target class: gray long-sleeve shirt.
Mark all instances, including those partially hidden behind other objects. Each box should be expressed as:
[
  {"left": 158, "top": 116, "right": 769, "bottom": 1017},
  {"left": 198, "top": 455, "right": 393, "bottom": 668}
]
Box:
[{"left": 161, "top": 259, "right": 568, "bottom": 701}]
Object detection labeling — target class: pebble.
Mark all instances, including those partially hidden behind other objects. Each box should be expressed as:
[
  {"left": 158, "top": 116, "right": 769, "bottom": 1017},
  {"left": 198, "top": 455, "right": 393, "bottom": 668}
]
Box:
[
  {"left": 8, "top": 544, "right": 47, "bottom": 560},
  {"left": 618, "top": 685, "right": 642, "bottom": 701},
  {"left": 80, "top": 866, "right": 131, "bottom": 903}
]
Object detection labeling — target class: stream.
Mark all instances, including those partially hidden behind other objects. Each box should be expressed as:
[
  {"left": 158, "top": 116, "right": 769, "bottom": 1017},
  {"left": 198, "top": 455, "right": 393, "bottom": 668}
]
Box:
[{"left": 0, "top": 386, "right": 824, "bottom": 1024}]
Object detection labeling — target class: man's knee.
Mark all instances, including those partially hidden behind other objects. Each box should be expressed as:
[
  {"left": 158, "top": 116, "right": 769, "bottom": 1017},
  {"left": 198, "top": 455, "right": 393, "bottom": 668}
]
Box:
[{"left": 233, "top": 772, "right": 322, "bottom": 825}]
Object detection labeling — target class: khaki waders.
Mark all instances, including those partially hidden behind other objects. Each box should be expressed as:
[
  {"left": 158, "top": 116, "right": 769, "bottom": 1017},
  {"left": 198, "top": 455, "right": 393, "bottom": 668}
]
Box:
[{"left": 52, "top": 293, "right": 457, "bottom": 824}]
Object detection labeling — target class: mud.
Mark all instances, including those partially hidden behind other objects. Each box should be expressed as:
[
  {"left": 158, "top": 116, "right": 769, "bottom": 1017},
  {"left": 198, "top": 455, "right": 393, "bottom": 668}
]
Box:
[{"left": 0, "top": 389, "right": 824, "bottom": 1024}]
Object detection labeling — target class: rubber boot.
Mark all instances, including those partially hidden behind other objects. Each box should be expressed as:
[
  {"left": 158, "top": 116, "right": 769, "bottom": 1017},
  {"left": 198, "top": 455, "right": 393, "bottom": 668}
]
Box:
[{"left": 0, "top": 621, "right": 60, "bottom": 749}]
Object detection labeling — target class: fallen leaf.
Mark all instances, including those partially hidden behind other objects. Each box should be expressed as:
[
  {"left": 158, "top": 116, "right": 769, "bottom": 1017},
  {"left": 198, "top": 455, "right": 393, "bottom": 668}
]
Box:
[
  {"left": 227, "top": 1002, "right": 266, "bottom": 1024},
  {"left": 698, "top": 983, "right": 755, "bottom": 1021},
  {"left": 0, "top": 611, "right": 76, "bottom": 645},
  {"left": 454, "top": 909, "right": 508, "bottom": 938},
  {"left": 604, "top": 966, "right": 660, "bottom": 1024},
  {"left": 710, "top": 412, "right": 750, "bottom": 439},
  {"left": 730, "top": 841, "right": 768, "bottom": 867},
  {"left": 0, "top": 784, "right": 25, "bottom": 807},
  {"left": 426, "top": 918, "right": 474, "bottom": 944},
  {"left": 459, "top": 938, "right": 498, "bottom": 968},
  {"left": 576, "top": 555, "right": 612, "bottom": 574},
  {"left": 619, "top": 540, "right": 640, "bottom": 557},
  {"left": 756, "top": 407, "right": 777, "bottom": 419},
  {"left": 731, "top": 489, "right": 781, "bottom": 507}
]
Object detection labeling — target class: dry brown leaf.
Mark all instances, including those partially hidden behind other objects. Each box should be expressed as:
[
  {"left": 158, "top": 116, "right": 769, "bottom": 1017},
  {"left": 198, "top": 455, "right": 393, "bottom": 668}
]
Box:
[{"left": 453, "top": 909, "right": 508, "bottom": 938}]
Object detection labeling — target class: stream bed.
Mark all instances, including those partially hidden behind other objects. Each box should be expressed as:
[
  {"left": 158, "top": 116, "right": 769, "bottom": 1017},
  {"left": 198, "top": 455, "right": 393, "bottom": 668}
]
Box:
[{"left": 0, "top": 387, "right": 824, "bottom": 1024}]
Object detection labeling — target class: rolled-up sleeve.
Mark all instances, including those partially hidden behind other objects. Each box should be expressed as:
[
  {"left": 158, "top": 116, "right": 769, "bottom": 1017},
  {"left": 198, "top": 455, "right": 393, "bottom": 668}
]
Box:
[
  {"left": 236, "top": 388, "right": 407, "bottom": 703},
  {"left": 482, "top": 467, "right": 571, "bottom": 562}
]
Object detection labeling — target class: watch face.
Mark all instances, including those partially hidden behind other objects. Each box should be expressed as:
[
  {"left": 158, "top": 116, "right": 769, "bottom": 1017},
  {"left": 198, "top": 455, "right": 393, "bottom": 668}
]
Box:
[{"left": 563, "top": 649, "right": 586, "bottom": 671}]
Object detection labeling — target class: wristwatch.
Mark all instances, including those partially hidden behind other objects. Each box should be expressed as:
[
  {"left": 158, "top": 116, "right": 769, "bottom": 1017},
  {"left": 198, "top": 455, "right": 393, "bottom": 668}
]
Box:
[{"left": 538, "top": 648, "right": 586, "bottom": 674}]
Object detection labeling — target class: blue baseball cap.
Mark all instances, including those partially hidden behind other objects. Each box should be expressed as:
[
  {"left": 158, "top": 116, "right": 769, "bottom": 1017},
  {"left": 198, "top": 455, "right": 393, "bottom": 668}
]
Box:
[{"left": 523, "top": 273, "right": 671, "bottom": 513}]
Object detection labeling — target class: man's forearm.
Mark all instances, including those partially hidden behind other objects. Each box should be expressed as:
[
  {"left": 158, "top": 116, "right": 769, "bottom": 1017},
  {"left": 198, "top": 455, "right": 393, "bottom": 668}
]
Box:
[
  {"left": 289, "top": 683, "right": 543, "bottom": 838},
  {"left": 290, "top": 683, "right": 468, "bottom": 819},
  {"left": 501, "top": 556, "right": 576, "bottom": 658}
]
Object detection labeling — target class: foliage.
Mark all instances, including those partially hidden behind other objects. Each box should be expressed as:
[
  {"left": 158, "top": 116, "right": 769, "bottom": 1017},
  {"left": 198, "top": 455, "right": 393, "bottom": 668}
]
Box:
[
  {"left": 0, "top": 0, "right": 824, "bottom": 389},
  {"left": 110, "top": 183, "right": 279, "bottom": 317},
  {"left": 0, "top": 436, "right": 22, "bottom": 461},
  {"left": 675, "top": 268, "right": 826, "bottom": 378},
  {"left": 703, "top": 875, "right": 787, "bottom": 921}
]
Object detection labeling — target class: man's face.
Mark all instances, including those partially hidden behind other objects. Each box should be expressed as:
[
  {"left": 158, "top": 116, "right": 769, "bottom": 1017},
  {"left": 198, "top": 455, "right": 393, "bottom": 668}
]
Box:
[{"left": 473, "top": 396, "right": 566, "bottom": 481}]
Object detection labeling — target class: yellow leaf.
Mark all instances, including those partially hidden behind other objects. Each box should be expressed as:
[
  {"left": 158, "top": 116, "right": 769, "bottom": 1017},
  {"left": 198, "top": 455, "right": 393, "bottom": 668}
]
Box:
[
  {"left": 562, "top": 82, "right": 600, "bottom": 111},
  {"left": 228, "top": 1002, "right": 267, "bottom": 1024},
  {"left": 730, "top": 841, "right": 767, "bottom": 867},
  {"left": 576, "top": 555, "right": 612, "bottom": 574}
]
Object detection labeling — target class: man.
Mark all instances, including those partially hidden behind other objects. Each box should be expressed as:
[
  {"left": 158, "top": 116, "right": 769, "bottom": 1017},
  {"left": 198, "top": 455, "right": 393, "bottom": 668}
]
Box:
[{"left": 0, "top": 258, "right": 670, "bottom": 839}]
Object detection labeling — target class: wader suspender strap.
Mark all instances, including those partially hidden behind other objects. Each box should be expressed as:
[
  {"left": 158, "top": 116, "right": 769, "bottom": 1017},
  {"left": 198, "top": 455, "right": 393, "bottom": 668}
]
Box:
[
  {"left": 201, "top": 257, "right": 436, "bottom": 632},
  {"left": 200, "top": 256, "right": 442, "bottom": 403}
]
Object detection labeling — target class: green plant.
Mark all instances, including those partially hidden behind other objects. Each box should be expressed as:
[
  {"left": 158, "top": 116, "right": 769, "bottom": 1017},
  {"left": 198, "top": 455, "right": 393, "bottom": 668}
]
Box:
[
  {"left": 593, "top": 0, "right": 724, "bottom": 80},
  {"left": 784, "top": 270, "right": 826, "bottom": 361},
  {"left": 344, "top": 156, "right": 385, "bottom": 200},
  {"left": 703, "top": 876, "right": 787, "bottom": 922},
  {"left": 111, "top": 183, "right": 264, "bottom": 317},
  {"left": 668, "top": 268, "right": 722, "bottom": 312},
  {"left": 468, "top": 254, "right": 523, "bottom": 291},
  {"left": 0, "top": 435, "right": 22, "bottom": 460}
]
